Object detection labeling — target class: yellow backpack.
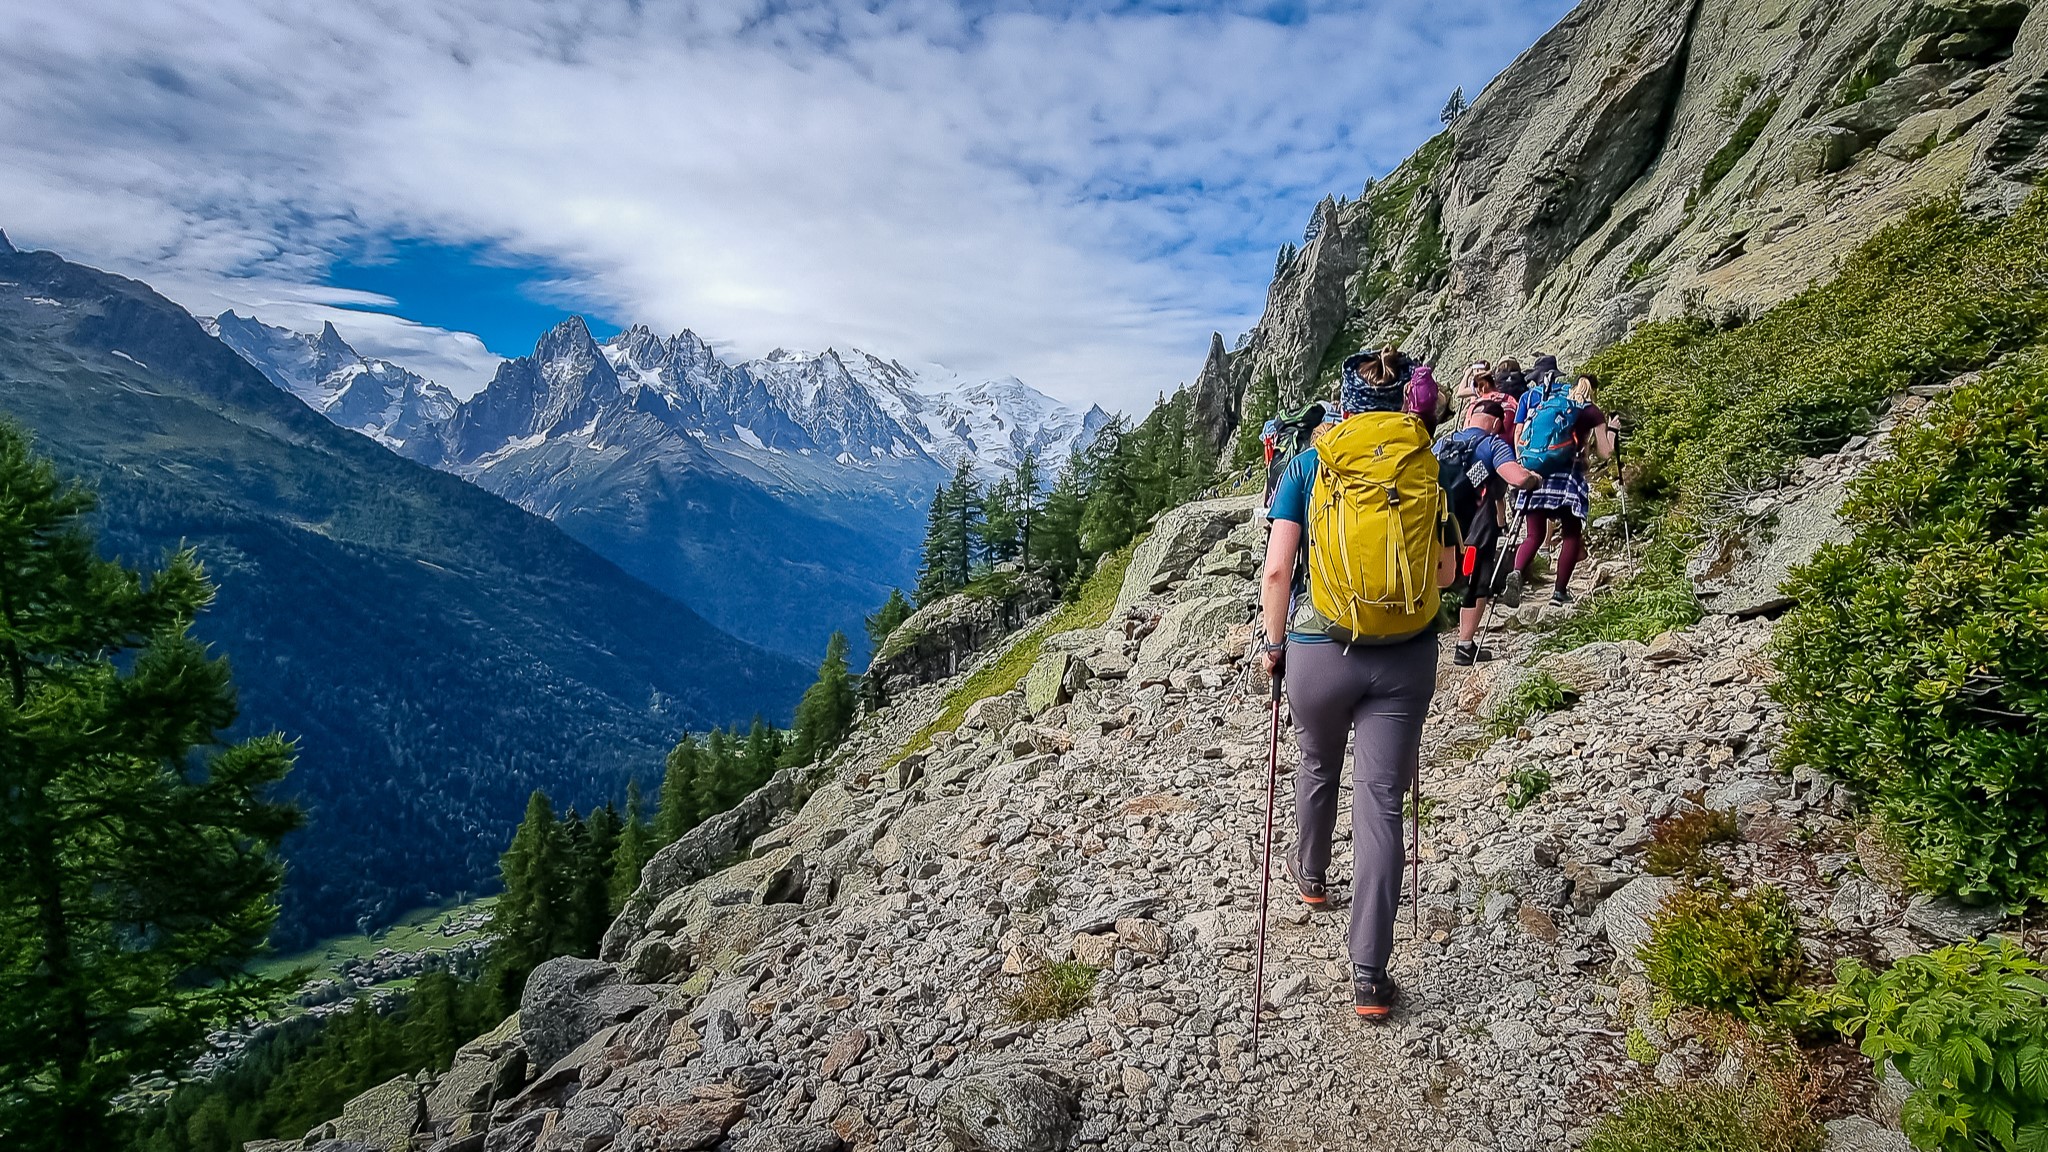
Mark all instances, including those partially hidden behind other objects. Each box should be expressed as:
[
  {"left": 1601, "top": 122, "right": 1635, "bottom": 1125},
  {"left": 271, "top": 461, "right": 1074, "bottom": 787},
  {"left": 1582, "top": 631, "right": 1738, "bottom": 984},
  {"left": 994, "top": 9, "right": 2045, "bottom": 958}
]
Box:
[{"left": 1299, "top": 412, "right": 1450, "bottom": 644}]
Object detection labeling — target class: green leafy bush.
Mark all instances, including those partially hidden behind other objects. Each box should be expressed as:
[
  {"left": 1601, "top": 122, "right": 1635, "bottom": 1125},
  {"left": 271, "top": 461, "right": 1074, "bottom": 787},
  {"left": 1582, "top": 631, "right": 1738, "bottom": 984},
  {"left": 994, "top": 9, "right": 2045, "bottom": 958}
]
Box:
[
  {"left": 1832, "top": 940, "right": 2048, "bottom": 1152},
  {"left": 1645, "top": 808, "right": 1741, "bottom": 878},
  {"left": 1583, "top": 1082, "right": 1822, "bottom": 1152},
  {"left": 1504, "top": 766, "right": 1553, "bottom": 811},
  {"left": 1002, "top": 960, "right": 1099, "bottom": 1022},
  {"left": 1774, "top": 359, "right": 2048, "bottom": 902},
  {"left": 1584, "top": 196, "right": 2048, "bottom": 514},
  {"left": 1641, "top": 883, "right": 1804, "bottom": 1018},
  {"left": 1485, "top": 671, "right": 1579, "bottom": 736}
]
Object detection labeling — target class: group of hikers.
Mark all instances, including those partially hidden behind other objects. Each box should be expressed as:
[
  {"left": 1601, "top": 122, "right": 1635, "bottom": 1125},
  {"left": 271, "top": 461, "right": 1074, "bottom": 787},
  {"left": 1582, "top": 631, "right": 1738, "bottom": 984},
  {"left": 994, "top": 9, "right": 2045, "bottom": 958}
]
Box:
[{"left": 1249, "top": 343, "right": 1617, "bottom": 1024}]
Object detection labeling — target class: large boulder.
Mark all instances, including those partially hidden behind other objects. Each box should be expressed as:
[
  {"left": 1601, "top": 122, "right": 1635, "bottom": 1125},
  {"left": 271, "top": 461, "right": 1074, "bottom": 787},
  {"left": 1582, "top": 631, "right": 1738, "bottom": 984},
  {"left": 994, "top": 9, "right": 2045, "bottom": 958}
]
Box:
[
  {"left": 519, "top": 957, "right": 658, "bottom": 1072},
  {"left": 1114, "top": 497, "right": 1259, "bottom": 616},
  {"left": 325, "top": 1074, "right": 426, "bottom": 1152},
  {"left": 1133, "top": 597, "right": 1245, "bottom": 679},
  {"left": 936, "top": 1064, "right": 1080, "bottom": 1152},
  {"left": 866, "top": 574, "right": 1056, "bottom": 701},
  {"left": 1966, "top": 0, "right": 2048, "bottom": 214},
  {"left": 426, "top": 1013, "right": 528, "bottom": 1129},
  {"left": 1690, "top": 473, "right": 1853, "bottom": 616},
  {"left": 601, "top": 765, "right": 808, "bottom": 961}
]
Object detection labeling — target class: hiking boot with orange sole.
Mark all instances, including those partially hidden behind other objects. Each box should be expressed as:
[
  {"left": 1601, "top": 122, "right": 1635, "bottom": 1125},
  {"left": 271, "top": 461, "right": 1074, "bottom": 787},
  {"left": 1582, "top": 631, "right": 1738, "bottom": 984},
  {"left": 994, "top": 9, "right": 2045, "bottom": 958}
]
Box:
[
  {"left": 1353, "top": 965, "right": 1398, "bottom": 1020},
  {"left": 1283, "top": 857, "right": 1327, "bottom": 907}
]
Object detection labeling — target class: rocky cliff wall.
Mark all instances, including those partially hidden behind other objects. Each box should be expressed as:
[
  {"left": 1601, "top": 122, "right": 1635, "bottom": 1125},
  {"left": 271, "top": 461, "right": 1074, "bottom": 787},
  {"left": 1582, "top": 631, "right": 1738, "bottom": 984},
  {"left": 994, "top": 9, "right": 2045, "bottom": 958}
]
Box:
[{"left": 1191, "top": 0, "right": 2047, "bottom": 441}]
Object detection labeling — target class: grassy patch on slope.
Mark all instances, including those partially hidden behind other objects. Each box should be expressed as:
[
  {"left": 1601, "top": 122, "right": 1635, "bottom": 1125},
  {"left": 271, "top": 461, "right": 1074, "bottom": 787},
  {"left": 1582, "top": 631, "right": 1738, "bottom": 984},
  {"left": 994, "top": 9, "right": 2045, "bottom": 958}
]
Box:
[{"left": 888, "top": 541, "right": 1138, "bottom": 765}]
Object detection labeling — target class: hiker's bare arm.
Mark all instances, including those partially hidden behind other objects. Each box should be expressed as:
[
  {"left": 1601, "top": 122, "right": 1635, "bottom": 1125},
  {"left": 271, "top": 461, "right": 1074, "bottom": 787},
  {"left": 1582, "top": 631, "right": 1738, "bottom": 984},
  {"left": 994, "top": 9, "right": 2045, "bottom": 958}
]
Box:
[
  {"left": 1591, "top": 423, "right": 1617, "bottom": 458},
  {"left": 1260, "top": 519, "right": 1300, "bottom": 667},
  {"left": 1439, "top": 544, "right": 1458, "bottom": 588},
  {"left": 1498, "top": 460, "right": 1542, "bottom": 490}
]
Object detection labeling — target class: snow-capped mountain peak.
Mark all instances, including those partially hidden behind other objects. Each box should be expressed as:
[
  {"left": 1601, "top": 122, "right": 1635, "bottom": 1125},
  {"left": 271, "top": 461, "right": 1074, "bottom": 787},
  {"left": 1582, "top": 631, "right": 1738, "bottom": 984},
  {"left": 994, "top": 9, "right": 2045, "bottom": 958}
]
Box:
[{"left": 207, "top": 312, "right": 457, "bottom": 450}]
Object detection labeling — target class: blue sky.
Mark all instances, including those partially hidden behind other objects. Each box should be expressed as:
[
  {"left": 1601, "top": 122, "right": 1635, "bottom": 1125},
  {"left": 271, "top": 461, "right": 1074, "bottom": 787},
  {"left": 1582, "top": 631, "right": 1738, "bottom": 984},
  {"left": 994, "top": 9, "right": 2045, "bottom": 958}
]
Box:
[{"left": 0, "top": 0, "right": 1574, "bottom": 409}]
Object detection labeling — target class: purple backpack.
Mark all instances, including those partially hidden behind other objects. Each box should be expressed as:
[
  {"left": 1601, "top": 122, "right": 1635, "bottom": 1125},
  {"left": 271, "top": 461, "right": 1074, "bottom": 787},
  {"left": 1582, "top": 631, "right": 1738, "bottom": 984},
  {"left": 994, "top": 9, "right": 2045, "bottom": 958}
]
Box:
[{"left": 1404, "top": 364, "right": 1441, "bottom": 430}]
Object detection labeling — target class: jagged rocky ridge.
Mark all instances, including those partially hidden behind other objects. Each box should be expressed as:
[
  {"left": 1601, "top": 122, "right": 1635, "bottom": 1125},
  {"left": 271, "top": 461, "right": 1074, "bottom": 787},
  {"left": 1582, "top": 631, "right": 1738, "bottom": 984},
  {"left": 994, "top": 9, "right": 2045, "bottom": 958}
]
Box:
[
  {"left": 218, "top": 314, "right": 1108, "bottom": 660},
  {"left": 1190, "top": 0, "right": 2048, "bottom": 444},
  {"left": 268, "top": 381, "right": 2003, "bottom": 1152}
]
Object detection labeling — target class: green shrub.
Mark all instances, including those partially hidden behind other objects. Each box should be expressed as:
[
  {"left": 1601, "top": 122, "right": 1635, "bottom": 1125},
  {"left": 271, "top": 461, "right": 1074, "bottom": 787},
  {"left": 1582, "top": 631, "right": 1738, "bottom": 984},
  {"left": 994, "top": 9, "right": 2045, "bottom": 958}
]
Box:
[
  {"left": 1698, "top": 96, "right": 1782, "bottom": 199},
  {"left": 1645, "top": 808, "right": 1740, "bottom": 878},
  {"left": 1485, "top": 671, "right": 1578, "bottom": 736},
  {"left": 1832, "top": 940, "right": 2048, "bottom": 1152},
  {"left": 1001, "top": 960, "right": 1099, "bottom": 1022},
  {"left": 1583, "top": 1082, "right": 1822, "bottom": 1152},
  {"left": 1584, "top": 195, "right": 2048, "bottom": 515},
  {"left": 1504, "top": 766, "right": 1552, "bottom": 811},
  {"left": 1641, "top": 882, "right": 1804, "bottom": 1018},
  {"left": 1774, "top": 358, "right": 2048, "bottom": 902}
]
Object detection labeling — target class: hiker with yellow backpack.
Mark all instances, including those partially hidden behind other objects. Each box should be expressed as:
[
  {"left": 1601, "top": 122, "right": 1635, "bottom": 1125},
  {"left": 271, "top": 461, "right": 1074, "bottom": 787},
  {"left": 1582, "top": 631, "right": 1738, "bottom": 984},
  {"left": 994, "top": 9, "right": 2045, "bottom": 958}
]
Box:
[{"left": 1255, "top": 346, "right": 1460, "bottom": 1021}]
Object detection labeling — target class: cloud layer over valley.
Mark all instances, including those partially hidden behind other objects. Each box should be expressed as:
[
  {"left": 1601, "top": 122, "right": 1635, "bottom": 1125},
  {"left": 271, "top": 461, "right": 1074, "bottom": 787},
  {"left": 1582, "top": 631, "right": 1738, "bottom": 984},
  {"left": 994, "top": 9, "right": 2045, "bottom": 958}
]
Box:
[{"left": 0, "top": 0, "right": 1569, "bottom": 410}]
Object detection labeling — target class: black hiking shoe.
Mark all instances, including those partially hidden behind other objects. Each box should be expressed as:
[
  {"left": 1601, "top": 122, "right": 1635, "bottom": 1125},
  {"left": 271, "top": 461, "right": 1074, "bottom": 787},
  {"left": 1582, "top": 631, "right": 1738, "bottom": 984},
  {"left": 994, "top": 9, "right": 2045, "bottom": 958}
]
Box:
[
  {"left": 1501, "top": 570, "right": 1525, "bottom": 609},
  {"left": 1284, "top": 856, "right": 1327, "bottom": 907},
  {"left": 1550, "top": 588, "right": 1574, "bottom": 607},
  {"left": 1453, "top": 642, "right": 1494, "bottom": 666},
  {"left": 1353, "top": 965, "right": 1398, "bottom": 1020}
]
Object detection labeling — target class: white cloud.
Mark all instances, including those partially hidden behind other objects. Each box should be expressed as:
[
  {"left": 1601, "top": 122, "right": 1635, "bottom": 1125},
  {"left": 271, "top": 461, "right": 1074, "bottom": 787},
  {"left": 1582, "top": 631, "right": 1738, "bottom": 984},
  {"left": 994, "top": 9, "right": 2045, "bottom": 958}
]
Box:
[{"left": 0, "top": 0, "right": 1568, "bottom": 414}]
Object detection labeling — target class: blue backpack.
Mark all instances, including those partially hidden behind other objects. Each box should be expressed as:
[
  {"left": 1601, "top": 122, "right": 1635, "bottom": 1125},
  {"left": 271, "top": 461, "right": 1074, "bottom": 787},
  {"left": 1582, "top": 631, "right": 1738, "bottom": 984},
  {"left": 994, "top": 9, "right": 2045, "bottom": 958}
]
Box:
[{"left": 1517, "top": 383, "right": 1585, "bottom": 477}]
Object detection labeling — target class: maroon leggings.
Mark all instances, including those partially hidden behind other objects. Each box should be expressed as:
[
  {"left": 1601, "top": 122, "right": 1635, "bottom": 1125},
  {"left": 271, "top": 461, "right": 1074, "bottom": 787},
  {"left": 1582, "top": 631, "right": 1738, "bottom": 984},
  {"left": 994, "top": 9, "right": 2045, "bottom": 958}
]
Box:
[{"left": 1513, "top": 509, "right": 1585, "bottom": 592}]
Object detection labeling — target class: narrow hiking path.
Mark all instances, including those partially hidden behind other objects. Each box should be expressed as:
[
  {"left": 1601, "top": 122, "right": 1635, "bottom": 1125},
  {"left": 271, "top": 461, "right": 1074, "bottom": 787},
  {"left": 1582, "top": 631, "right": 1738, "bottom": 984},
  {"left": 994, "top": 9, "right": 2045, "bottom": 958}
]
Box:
[{"left": 455, "top": 499, "right": 1896, "bottom": 1152}]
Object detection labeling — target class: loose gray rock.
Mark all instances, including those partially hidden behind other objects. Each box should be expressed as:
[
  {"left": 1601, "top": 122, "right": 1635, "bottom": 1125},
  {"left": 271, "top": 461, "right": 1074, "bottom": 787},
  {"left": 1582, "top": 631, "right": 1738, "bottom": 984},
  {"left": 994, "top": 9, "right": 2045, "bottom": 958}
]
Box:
[
  {"left": 936, "top": 1064, "right": 1080, "bottom": 1152},
  {"left": 519, "top": 957, "right": 659, "bottom": 1072},
  {"left": 1904, "top": 895, "right": 2007, "bottom": 943},
  {"left": 734, "top": 1126, "right": 849, "bottom": 1152},
  {"left": 1824, "top": 1116, "right": 1913, "bottom": 1152}
]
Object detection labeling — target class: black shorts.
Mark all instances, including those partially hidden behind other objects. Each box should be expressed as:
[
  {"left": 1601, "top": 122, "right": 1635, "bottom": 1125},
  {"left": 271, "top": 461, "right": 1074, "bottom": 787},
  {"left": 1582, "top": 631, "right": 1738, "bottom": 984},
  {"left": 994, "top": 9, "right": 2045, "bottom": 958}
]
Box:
[{"left": 1455, "top": 502, "right": 1508, "bottom": 607}]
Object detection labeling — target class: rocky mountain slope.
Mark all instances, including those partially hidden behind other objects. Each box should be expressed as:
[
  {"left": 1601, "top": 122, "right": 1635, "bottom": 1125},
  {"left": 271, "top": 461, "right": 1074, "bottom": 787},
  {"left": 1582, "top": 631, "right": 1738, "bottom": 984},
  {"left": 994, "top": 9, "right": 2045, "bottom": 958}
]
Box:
[
  {"left": 1190, "top": 0, "right": 2048, "bottom": 441},
  {"left": 269, "top": 374, "right": 2007, "bottom": 1152},
  {"left": 0, "top": 233, "right": 808, "bottom": 947},
  {"left": 219, "top": 314, "right": 1107, "bottom": 661}
]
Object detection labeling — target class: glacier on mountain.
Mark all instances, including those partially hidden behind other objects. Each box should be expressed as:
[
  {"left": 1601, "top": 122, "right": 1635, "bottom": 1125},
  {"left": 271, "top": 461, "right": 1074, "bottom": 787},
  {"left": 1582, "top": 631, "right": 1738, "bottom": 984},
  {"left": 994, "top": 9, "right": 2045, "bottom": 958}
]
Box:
[{"left": 207, "top": 312, "right": 458, "bottom": 451}]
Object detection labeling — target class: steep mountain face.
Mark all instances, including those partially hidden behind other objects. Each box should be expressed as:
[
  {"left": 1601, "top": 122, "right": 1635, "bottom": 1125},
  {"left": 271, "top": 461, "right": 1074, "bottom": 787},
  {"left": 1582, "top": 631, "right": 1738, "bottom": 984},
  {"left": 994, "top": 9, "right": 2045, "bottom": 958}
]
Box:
[
  {"left": 0, "top": 239, "right": 809, "bottom": 947},
  {"left": 220, "top": 312, "right": 1109, "bottom": 661},
  {"left": 208, "top": 312, "right": 458, "bottom": 453},
  {"left": 1190, "top": 0, "right": 2048, "bottom": 440}
]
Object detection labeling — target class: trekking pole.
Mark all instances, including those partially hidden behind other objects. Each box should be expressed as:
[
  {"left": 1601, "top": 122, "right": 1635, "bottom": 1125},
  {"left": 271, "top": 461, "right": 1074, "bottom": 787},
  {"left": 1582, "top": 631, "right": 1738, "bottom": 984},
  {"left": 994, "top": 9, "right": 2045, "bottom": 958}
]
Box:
[
  {"left": 1252, "top": 662, "right": 1283, "bottom": 1063},
  {"left": 1613, "top": 432, "right": 1634, "bottom": 562},
  {"left": 1410, "top": 752, "right": 1422, "bottom": 928},
  {"left": 1470, "top": 501, "right": 1526, "bottom": 661}
]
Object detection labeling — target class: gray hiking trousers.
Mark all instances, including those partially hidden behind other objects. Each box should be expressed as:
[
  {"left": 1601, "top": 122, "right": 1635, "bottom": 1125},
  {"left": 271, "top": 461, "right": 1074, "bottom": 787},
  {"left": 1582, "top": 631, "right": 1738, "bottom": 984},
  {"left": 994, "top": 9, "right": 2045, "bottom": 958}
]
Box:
[{"left": 1284, "top": 633, "right": 1438, "bottom": 971}]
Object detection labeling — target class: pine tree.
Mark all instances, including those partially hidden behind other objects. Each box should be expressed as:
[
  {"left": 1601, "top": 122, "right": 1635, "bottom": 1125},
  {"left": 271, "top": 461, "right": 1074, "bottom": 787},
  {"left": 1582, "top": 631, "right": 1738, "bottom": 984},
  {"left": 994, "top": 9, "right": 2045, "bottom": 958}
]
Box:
[
  {"left": 0, "top": 421, "right": 300, "bottom": 1150},
  {"left": 1079, "top": 417, "right": 1143, "bottom": 557},
  {"left": 913, "top": 485, "right": 956, "bottom": 605},
  {"left": 982, "top": 453, "right": 1041, "bottom": 568},
  {"left": 1032, "top": 464, "right": 1089, "bottom": 589},
  {"left": 944, "top": 459, "right": 984, "bottom": 587},
  {"left": 694, "top": 728, "right": 733, "bottom": 822},
  {"left": 485, "top": 790, "right": 573, "bottom": 1010},
  {"left": 742, "top": 717, "right": 781, "bottom": 794},
  {"left": 784, "top": 632, "right": 857, "bottom": 768},
  {"left": 654, "top": 735, "right": 700, "bottom": 847},
  {"left": 864, "top": 588, "right": 914, "bottom": 651},
  {"left": 608, "top": 780, "right": 651, "bottom": 915},
  {"left": 1440, "top": 86, "right": 1467, "bottom": 126},
  {"left": 574, "top": 804, "right": 621, "bottom": 956}
]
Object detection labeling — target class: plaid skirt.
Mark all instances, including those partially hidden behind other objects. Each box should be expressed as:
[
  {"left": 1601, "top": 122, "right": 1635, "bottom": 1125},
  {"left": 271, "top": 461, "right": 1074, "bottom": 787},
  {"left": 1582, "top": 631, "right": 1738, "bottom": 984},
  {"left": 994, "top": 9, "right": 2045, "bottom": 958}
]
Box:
[{"left": 1516, "top": 468, "right": 1592, "bottom": 521}]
